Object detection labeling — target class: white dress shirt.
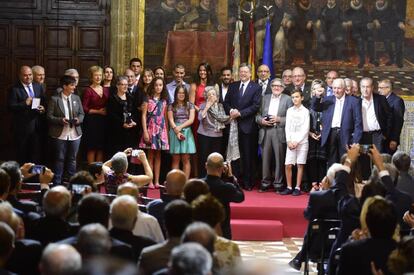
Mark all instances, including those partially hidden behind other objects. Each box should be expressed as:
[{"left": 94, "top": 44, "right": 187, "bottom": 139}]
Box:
[
  {"left": 58, "top": 93, "right": 81, "bottom": 141},
  {"left": 331, "top": 95, "right": 345, "bottom": 128},
  {"left": 362, "top": 97, "right": 381, "bottom": 131},
  {"left": 221, "top": 84, "right": 228, "bottom": 101},
  {"left": 22, "top": 82, "right": 34, "bottom": 97},
  {"left": 268, "top": 94, "right": 281, "bottom": 117}
]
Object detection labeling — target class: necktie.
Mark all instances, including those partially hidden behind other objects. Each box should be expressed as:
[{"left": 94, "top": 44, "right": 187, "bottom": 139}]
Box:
[
  {"left": 67, "top": 97, "right": 73, "bottom": 127},
  {"left": 128, "top": 87, "right": 132, "bottom": 95},
  {"left": 239, "top": 83, "right": 245, "bottom": 97},
  {"left": 27, "top": 85, "right": 34, "bottom": 97}
]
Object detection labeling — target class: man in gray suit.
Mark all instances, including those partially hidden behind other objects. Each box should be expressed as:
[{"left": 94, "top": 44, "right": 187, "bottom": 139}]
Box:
[
  {"left": 47, "top": 75, "right": 84, "bottom": 185},
  {"left": 256, "top": 78, "right": 293, "bottom": 192}
]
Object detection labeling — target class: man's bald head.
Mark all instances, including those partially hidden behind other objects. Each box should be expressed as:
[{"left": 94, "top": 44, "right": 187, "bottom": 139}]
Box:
[
  {"left": 292, "top": 67, "right": 306, "bottom": 87},
  {"left": 166, "top": 169, "right": 187, "bottom": 196},
  {"left": 43, "top": 186, "right": 72, "bottom": 218},
  {"left": 117, "top": 182, "right": 139, "bottom": 199},
  {"left": 19, "top": 65, "right": 33, "bottom": 85},
  {"left": 206, "top": 152, "right": 224, "bottom": 169}
]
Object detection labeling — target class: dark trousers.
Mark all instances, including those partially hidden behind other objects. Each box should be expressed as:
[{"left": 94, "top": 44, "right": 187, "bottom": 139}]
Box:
[
  {"left": 359, "top": 130, "right": 383, "bottom": 180},
  {"left": 327, "top": 128, "right": 343, "bottom": 168},
  {"left": 238, "top": 131, "right": 258, "bottom": 188},
  {"left": 53, "top": 138, "right": 81, "bottom": 185},
  {"left": 197, "top": 134, "right": 224, "bottom": 178},
  {"left": 14, "top": 131, "right": 41, "bottom": 165},
  {"left": 307, "top": 159, "right": 327, "bottom": 184}
]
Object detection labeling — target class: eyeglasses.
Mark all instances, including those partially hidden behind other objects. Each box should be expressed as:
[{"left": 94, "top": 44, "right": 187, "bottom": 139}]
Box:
[
  {"left": 271, "top": 84, "right": 283, "bottom": 88},
  {"left": 378, "top": 86, "right": 390, "bottom": 89}
]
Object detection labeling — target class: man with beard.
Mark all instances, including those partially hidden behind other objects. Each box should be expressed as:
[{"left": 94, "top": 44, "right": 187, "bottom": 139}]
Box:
[
  {"left": 286, "top": 0, "right": 317, "bottom": 65},
  {"left": 372, "top": 0, "right": 405, "bottom": 67},
  {"left": 315, "top": 0, "right": 345, "bottom": 61},
  {"left": 343, "top": 0, "right": 378, "bottom": 68}
]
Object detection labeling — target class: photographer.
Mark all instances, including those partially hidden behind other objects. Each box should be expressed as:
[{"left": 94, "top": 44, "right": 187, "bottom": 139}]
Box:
[
  {"left": 102, "top": 148, "right": 153, "bottom": 194},
  {"left": 202, "top": 152, "right": 244, "bottom": 240},
  {"left": 47, "top": 75, "right": 84, "bottom": 185}
]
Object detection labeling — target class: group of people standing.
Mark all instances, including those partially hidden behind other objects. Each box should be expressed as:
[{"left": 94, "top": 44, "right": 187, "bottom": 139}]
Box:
[{"left": 7, "top": 59, "right": 406, "bottom": 195}]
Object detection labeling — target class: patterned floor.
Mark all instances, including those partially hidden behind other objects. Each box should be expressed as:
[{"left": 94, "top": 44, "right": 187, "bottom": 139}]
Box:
[{"left": 235, "top": 238, "right": 318, "bottom": 274}]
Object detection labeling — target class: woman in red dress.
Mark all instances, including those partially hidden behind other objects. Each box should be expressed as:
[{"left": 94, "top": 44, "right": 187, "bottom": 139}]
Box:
[{"left": 82, "top": 65, "right": 109, "bottom": 163}]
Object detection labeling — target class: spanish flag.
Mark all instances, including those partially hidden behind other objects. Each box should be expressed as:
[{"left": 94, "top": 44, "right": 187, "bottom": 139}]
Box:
[{"left": 248, "top": 19, "right": 255, "bottom": 80}]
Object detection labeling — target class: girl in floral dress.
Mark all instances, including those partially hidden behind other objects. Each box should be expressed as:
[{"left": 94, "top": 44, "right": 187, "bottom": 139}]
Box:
[{"left": 140, "top": 77, "right": 169, "bottom": 188}]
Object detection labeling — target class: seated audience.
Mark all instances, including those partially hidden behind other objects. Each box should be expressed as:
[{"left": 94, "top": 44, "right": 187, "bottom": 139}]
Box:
[
  {"left": 78, "top": 256, "right": 138, "bottom": 275},
  {"left": 337, "top": 197, "right": 398, "bottom": 275},
  {"left": 58, "top": 193, "right": 134, "bottom": 261},
  {"left": 76, "top": 223, "right": 111, "bottom": 260},
  {"left": 183, "top": 178, "right": 210, "bottom": 204},
  {"left": 39, "top": 243, "right": 81, "bottom": 275},
  {"left": 109, "top": 195, "right": 155, "bottom": 261},
  {"left": 0, "top": 222, "right": 15, "bottom": 275},
  {"left": 387, "top": 236, "right": 414, "bottom": 275},
  {"left": 192, "top": 194, "right": 241, "bottom": 272},
  {"left": 116, "top": 183, "right": 164, "bottom": 243},
  {"left": 202, "top": 152, "right": 244, "bottom": 240},
  {"left": 138, "top": 200, "right": 192, "bottom": 275},
  {"left": 164, "top": 243, "right": 212, "bottom": 275},
  {"left": 87, "top": 162, "right": 105, "bottom": 188},
  {"left": 392, "top": 151, "right": 414, "bottom": 200},
  {"left": 31, "top": 186, "right": 75, "bottom": 246},
  {"left": 147, "top": 169, "right": 186, "bottom": 235},
  {"left": 102, "top": 149, "right": 152, "bottom": 194}
]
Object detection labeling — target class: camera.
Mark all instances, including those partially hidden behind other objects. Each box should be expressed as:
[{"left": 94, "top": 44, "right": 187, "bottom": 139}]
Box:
[
  {"left": 359, "top": 144, "right": 373, "bottom": 154},
  {"left": 29, "top": 165, "right": 45, "bottom": 174},
  {"left": 131, "top": 149, "right": 140, "bottom": 157},
  {"left": 131, "top": 149, "right": 142, "bottom": 164},
  {"left": 67, "top": 118, "right": 77, "bottom": 128},
  {"left": 71, "top": 184, "right": 89, "bottom": 195},
  {"left": 264, "top": 115, "right": 271, "bottom": 121}
]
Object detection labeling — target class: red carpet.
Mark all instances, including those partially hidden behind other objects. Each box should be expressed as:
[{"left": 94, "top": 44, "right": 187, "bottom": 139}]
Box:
[
  {"left": 230, "top": 189, "right": 309, "bottom": 241},
  {"left": 146, "top": 188, "right": 309, "bottom": 241}
]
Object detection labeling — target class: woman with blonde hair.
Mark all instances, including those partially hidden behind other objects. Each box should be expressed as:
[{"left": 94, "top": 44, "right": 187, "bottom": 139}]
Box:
[{"left": 82, "top": 65, "right": 109, "bottom": 163}]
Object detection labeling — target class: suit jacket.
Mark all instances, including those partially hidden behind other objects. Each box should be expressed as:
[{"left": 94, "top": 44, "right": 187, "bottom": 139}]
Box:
[
  {"left": 109, "top": 227, "right": 156, "bottom": 262},
  {"left": 30, "top": 216, "right": 76, "bottom": 246},
  {"left": 203, "top": 175, "right": 244, "bottom": 239},
  {"left": 217, "top": 83, "right": 229, "bottom": 104},
  {"left": 6, "top": 239, "right": 42, "bottom": 275},
  {"left": 303, "top": 189, "right": 339, "bottom": 221},
  {"left": 371, "top": 93, "right": 392, "bottom": 138},
  {"left": 138, "top": 238, "right": 181, "bottom": 275},
  {"left": 257, "top": 78, "right": 272, "bottom": 95},
  {"left": 396, "top": 171, "right": 414, "bottom": 201},
  {"left": 224, "top": 81, "right": 261, "bottom": 134},
  {"left": 58, "top": 235, "right": 134, "bottom": 261},
  {"left": 337, "top": 238, "right": 396, "bottom": 275},
  {"left": 255, "top": 93, "right": 293, "bottom": 144},
  {"left": 7, "top": 81, "right": 46, "bottom": 136},
  {"left": 311, "top": 95, "right": 363, "bottom": 148},
  {"left": 47, "top": 92, "right": 84, "bottom": 138},
  {"left": 386, "top": 92, "right": 405, "bottom": 144}
]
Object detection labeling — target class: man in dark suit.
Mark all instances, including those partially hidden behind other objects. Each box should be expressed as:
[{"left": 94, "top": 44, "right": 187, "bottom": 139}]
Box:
[
  {"left": 256, "top": 64, "right": 272, "bottom": 96},
  {"left": 217, "top": 67, "right": 232, "bottom": 103},
  {"left": 256, "top": 78, "right": 292, "bottom": 192},
  {"left": 337, "top": 198, "right": 397, "bottom": 275},
  {"left": 109, "top": 195, "right": 156, "bottom": 262},
  {"left": 325, "top": 70, "right": 338, "bottom": 96},
  {"left": 47, "top": 75, "right": 84, "bottom": 185},
  {"left": 392, "top": 151, "right": 414, "bottom": 201},
  {"left": 202, "top": 153, "right": 244, "bottom": 239},
  {"left": 360, "top": 77, "right": 392, "bottom": 152},
  {"left": 8, "top": 65, "right": 46, "bottom": 165},
  {"left": 290, "top": 67, "right": 311, "bottom": 107},
  {"left": 311, "top": 78, "right": 363, "bottom": 167},
  {"left": 378, "top": 78, "right": 405, "bottom": 154},
  {"left": 224, "top": 63, "right": 261, "bottom": 190}
]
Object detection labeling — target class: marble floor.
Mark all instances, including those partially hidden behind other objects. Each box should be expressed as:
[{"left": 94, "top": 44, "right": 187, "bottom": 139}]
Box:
[{"left": 235, "top": 238, "right": 318, "bottom": 274}]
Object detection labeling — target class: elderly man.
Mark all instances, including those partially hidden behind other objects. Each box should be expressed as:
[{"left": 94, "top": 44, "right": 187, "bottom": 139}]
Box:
[
  {"left": 39, "top": 244, "right": 81, "bottom": 275},
  {"left": 76, "top": 223, "right": 111, "bottom": 260},
  {"left": 0, "top": 222, "right": 15, "bottom": 274},
  {"left": 147, "top": 169, "right": 187, "bottom": 235},
  {"left": 325, "top": 70, "right": 338, "bottom": 96},
  {"left": 256, "top": 64, "right": 272, "bottom": 96},
  {"left": 168, "top": 243, "right": 212, "bottom": 275},
  {"left": 8, "top": 65, "right": 46, "bottom": 164},
  {"left": 138, "top": 200, "right": 193, "bottom": 275},
  {"left": 109, "top": 195, "right": 155, "bottom": 261},
  {"left": 117, "top": 183, "right": 164, "bottom": 243},
  {"left": 378, "top": 78, "right": 405, "bottom": 154},
  {"left": 124, "top": 69, "right": 139, "bottom": 95},
  {"left": 202, "top": 153, "right": 244, "bottom": 239},
  {"left": 256, "top": 78, "right": 292, "bottom": 192},
  {"left": 281, "top": 69, "right": 293, "bottom": 94},
  {"left": 32, "top": 65, "right": 46, "bottom": 86},
  {"left": 311, "top": 78, "right": 363, "bottom": 166},
  {"left": 290, "top": 67, "right": 311, "bottom": 107},
  {"left": 224, "top": 63, "right": 261, "bottom": 190},
  {"left": 31, "top": 186, "right": 75, "bottom": 246}
]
